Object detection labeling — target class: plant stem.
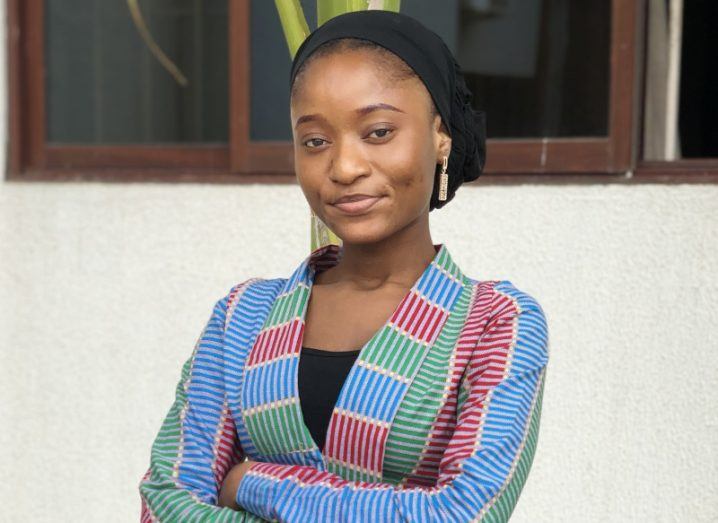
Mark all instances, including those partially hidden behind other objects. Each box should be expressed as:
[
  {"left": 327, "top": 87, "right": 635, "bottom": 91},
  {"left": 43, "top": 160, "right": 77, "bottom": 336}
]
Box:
[{"left": 274, "top": 0, "right": 310, "bottom": 58}]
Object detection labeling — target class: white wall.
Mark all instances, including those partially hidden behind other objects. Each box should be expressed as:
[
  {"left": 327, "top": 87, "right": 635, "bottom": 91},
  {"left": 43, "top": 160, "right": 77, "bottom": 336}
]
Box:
[
  {"left": 2, "top": 181, "right": 716, "bottom": 522},
  {"left": 1, "top": 7, "right": 717, "bottom": 523}
]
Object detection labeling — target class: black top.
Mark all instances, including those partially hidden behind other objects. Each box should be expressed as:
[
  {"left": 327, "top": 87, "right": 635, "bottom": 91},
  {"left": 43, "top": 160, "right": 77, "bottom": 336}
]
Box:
[{"left": 298, "top": 346, "right": 361, "bottom": 452}]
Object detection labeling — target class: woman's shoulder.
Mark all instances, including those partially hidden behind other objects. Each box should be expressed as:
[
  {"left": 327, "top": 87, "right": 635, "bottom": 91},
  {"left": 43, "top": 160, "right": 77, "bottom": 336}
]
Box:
[
  {"left": 459, "top": 278, "right": 550, "bottom": 365},
  {"left": 464, "top": 277, "right": 549, "bottom": 344},
  {"left": 223, "top": 275, "right": 290, "bottom": 303},
  {"left": 210, "top": 276, "right": 289, "bottom": 329},
  {"left": 224, "top": 276, "right": 285, "bottom": 301}
]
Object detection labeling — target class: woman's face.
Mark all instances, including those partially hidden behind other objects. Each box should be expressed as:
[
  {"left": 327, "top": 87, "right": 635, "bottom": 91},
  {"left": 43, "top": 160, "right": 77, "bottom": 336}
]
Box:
[{"left": 290, "top": 49, "right": 451, "bottom": 245}]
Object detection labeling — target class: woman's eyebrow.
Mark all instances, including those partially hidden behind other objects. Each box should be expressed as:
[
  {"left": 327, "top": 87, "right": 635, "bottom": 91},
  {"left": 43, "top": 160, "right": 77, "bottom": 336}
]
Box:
[
  {"left": 355, "top": 102, "right": 405, "bottom": 116},
  {"left": 295, "top": 114, "right": 323, "bottom": 128}
]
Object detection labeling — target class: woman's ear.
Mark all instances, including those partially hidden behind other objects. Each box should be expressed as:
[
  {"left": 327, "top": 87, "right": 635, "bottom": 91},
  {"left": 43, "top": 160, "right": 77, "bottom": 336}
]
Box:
[{"left": 433, "top": 114, "right": 452, "bottom": 160}]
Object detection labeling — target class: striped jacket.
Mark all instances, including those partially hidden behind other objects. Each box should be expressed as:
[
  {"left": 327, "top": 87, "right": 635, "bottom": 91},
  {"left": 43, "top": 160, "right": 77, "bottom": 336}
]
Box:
[{"left": 139, "top": 243, "right": 549, "bottom": 522}]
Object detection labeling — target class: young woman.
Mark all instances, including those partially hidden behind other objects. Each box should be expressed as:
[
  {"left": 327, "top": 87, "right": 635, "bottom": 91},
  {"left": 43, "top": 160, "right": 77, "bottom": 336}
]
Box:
[{"left": 139, "top": 10, "right": 549, "bottom": 522}]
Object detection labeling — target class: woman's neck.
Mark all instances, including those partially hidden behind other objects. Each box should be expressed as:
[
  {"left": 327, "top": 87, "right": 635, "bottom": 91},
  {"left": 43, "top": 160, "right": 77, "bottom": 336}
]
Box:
[{"left": 316, "top": 219, "right": 437, "bottom": 291}]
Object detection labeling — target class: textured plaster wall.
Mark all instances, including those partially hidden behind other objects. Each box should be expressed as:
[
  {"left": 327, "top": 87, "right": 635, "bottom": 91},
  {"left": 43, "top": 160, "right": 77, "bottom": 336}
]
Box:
[
  {"left": 1, "top": 5, "right": 717, "bottom": 522},
  {"left": 1, "top": 181, "right": 716, "bottom": 522}
]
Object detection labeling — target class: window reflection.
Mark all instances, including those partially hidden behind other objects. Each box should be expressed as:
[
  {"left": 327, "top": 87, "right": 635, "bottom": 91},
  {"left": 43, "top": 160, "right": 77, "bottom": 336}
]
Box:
[{"left": 46, "top": 0, "right": 228, "bottom": 144}]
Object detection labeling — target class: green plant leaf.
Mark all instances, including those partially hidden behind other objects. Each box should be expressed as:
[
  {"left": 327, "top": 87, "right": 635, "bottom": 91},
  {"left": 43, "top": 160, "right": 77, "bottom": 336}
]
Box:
[
  {"left": 368, "top": 0, "right": 401, "bottom": 11},
  {"left": 274, "top": 0, "right": 311, "bottom": 58}
]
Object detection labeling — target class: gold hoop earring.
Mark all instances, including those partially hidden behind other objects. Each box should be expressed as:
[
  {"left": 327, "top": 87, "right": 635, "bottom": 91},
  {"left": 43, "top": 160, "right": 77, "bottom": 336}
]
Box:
[{"left": 438, "top": 156, "right": 449, "bottom": 201}]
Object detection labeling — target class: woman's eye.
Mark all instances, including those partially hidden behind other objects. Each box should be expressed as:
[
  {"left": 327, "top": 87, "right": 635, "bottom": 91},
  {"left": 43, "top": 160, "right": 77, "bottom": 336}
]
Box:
[
  {"left": 368, "top": 128, "right": 393, "bottom": 139},
  {"left": 303, "top": 137, "right": 327, "bottom": 148}
]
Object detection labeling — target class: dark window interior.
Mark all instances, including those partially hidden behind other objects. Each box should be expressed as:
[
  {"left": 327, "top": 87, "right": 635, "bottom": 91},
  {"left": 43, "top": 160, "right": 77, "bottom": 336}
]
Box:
[{"left": 678, "top": 1, "right": 718, "bottom": 158}]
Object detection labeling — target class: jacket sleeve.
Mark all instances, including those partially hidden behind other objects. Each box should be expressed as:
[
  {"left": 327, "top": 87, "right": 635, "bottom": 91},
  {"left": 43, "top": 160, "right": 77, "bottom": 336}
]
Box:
[
  {"left": 138, "top": 292, "right": 270, "bottom": 522},
  {"left": 234, "top": 284, "right": 549, "bottom": 523}
]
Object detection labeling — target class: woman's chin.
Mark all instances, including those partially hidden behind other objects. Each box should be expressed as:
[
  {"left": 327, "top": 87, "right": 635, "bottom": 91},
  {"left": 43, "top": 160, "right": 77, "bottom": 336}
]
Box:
[{"left": 326, "top": 220, "right": 392, "bottom": 246}]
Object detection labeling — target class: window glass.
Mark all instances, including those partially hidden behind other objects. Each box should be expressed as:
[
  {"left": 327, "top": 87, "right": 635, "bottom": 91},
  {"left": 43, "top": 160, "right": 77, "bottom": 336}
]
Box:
[
  {"left": 678, "top": 2, "right": 717, "bottom": 158},
  {"left": 250, "top": 0, "right": 610, "bottom": 141},
  {"left": 643, "top": 1, "right": 717, "bottom": 160},
  {"left": 46, "top": 0, "right": 228, "bottom": 144}
]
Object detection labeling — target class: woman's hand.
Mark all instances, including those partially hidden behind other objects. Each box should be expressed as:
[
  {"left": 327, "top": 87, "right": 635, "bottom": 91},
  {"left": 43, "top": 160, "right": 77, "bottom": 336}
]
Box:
[{"left": 218, "top": 459, "right": 257, "bottom": 510}]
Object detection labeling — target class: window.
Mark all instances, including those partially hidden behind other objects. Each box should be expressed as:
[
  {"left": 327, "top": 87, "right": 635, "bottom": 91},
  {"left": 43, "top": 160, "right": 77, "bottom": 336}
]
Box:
[
  {"left": 638, "top": 0, "right": 718, "bottom": 180},
  {"left": 8, "top": 0, "right": 714, "bottom": 183}
]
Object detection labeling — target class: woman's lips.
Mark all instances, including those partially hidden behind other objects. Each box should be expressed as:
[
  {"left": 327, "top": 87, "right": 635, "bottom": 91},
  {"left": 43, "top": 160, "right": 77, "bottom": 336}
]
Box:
[{"left": 331, "top": 195, "right": 383, "bottom": 215}]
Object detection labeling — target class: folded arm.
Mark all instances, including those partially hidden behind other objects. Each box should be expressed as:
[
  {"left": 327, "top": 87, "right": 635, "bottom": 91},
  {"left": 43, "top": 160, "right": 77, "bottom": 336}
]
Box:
[
  {"left": 139, "top": 292, "right": 270, "bottom": 522},
  {"left": 235, "top": 285, "right": 549, "bottom": 523}
]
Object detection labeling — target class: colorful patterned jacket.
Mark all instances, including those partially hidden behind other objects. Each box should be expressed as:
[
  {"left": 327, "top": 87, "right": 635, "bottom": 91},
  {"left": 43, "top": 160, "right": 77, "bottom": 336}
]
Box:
[{"left": 139, "top": 243, "right": 550, "bottom": 522}]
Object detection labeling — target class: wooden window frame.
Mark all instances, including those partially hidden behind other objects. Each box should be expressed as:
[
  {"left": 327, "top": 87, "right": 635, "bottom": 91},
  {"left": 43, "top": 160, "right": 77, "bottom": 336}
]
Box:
[
  {"left": 8, "top": 0, "right": 239, "bottom": 180},
  {"left": 7, "top": 0, "right": 717, "bottom": 184}
]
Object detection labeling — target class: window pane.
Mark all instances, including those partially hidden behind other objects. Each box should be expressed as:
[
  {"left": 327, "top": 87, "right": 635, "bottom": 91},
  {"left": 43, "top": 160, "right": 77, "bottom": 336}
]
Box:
[
  {"left": 643, "top": 1, "right": 718, "bottom": 160},
  {"left": 679, "top": 2, "right": 718, "bottom": 157},
  {"left": 250, "top": 0, "right": 610, "bottom": 141},
  {"left": 46, "top": 0, "right": 228, "bottom": 144}
]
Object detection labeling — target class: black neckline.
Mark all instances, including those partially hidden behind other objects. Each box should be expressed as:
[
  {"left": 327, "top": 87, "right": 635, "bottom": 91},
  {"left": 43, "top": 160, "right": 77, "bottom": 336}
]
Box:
[{"left": 301, "top": 346, "right": 361, "bottom": 357}]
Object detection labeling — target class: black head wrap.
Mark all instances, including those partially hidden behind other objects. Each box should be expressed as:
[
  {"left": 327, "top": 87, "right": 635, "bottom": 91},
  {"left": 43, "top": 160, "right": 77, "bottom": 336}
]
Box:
[{"left": 290, "top": 10, "right": 487, "bottom": 211}]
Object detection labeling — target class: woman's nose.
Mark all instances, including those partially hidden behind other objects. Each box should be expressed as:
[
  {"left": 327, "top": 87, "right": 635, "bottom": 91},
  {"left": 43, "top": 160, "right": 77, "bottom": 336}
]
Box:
[{"left": 329, "top": 137, "right": 370, "bottom": 184}]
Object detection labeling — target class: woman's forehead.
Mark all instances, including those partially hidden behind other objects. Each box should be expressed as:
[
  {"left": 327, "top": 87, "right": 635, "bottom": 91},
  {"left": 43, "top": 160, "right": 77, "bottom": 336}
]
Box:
[{"left": 291, "top": 51, "right": 429, "bottom": 110}]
